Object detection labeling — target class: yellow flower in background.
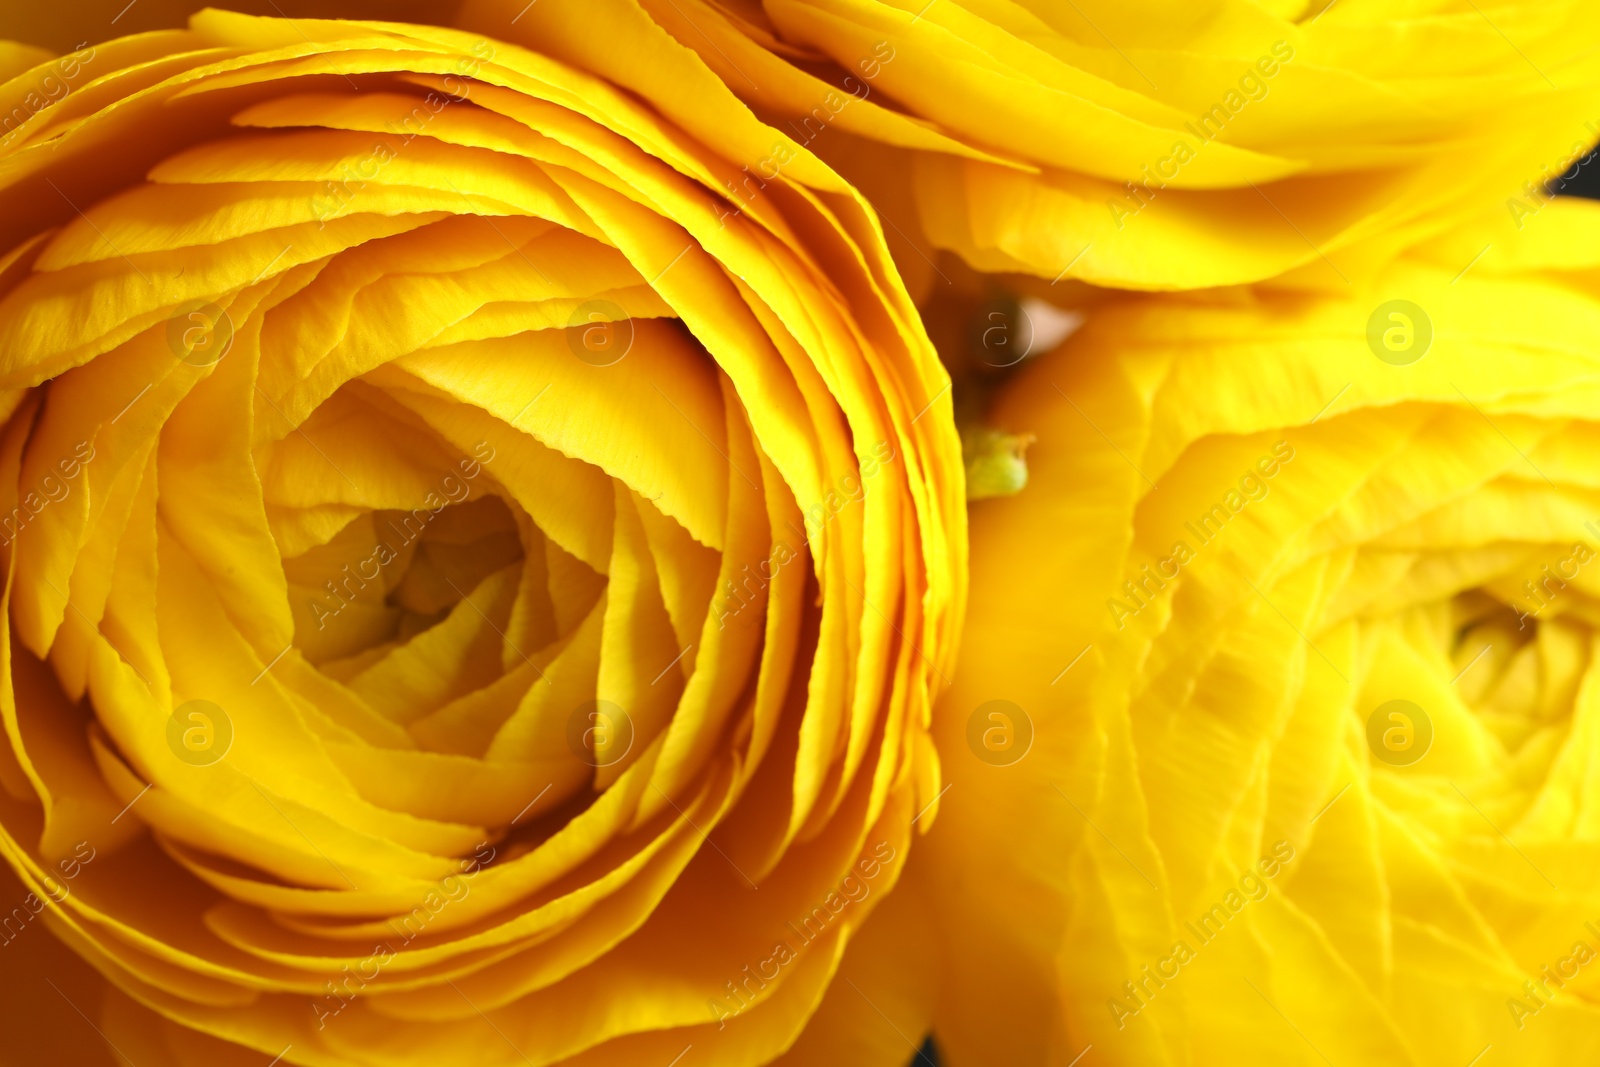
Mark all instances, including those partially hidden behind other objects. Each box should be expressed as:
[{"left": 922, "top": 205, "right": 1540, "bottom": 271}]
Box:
[
  {"left": 0, "top": 10, "right": 962, "bottom": 1065},
  {"left": 922, "top": 196, "right": 1600, "bottom": 1066},
  {"left": 464, "top": 0, "right": 1600, "bottom": 295}
]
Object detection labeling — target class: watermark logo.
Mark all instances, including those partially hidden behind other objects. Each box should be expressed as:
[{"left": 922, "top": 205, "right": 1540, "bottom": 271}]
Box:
[
  {"left": 566, "top": 300, "right": 634, "bottom": 367},
  {"left": 971, "top": 297, "right": 1083, "bottom": 369},
  {"left": 1366, "top": 300, "right": 1431, "bottom": 366},
  {"left": 167, "top": 301, "right": 235, "bottom": 367},
  {"left": 966, "top": 699, "right": 1033, "bottom": 766},
  {"left": 973, "top": 298, "right": 1034, "bottom": 368},
  {"left": 167, "top": 699, "right": 233, "bottom": 766},
  {"left": 567, "top": 699, "right": 634, "bottom": 767},
  {"left": 1365, "top": 699, "right": 1431, "bottom": 767}
]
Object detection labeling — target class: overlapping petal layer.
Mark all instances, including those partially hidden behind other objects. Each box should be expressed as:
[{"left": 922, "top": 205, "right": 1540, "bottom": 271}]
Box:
[
  {"left": 461, "top": 0, "right": 1600, "bottom": 293},
  {"left": 0, "top": 12, "right": 962, "bottom": 1065},
  {"left": 924, "top": 197, "right": 1600, "bottom": 1065}
]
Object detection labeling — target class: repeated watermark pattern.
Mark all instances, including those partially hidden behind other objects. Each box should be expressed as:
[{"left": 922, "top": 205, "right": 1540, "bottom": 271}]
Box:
[
  {"left": 1108, "top": 840, "right": 1298, "bottom": 1030},
  {"left": 0, "top": 841, "right": 96, "bottom": 950},
  {"left": 313, "top": 41, "right": 497, "bottom": 226},
  {"left": 0, "top": 440, "right": 95, "bottom": 547},
  {"left": 706, "top": 840, "right": 897, "bottom": 1030},
  {"left": 716, "top": 441, "right": 898, "bottom": 629},
  {"left": 306, "top": 443, "right": 496, "bottom": 632},
  {"left": 1107, "top": 440, "right": 1296, "bottom": 630},
  {"left": 718, "top": 41, "right": 896, "bottom": 230},
  {"left": 1, "top": 43, "right": 97, "bottom": 145},
  {"left": 1506, "top": 925, "right": 1600, "bottom": 1031},
  {"left": 312, "top": 842, "right": 497, "bottom": 1029},
  {"left": 1109, "top": 42, "right": 1296, "bottom": 230},
  {"left": 1512, "top": 528, "right": 1599, "bottom": 630}
]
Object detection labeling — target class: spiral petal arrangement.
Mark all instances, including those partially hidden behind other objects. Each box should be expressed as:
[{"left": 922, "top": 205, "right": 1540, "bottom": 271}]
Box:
[
  {"left": 926, "top": 198, "right": 1600, "bottom": 1065},
  {"left": 0, "top": 12, "right": 962, "bottom": 1065}
]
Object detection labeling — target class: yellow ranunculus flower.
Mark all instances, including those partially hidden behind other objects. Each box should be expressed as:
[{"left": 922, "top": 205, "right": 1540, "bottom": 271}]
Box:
[
  {"left": 0, "top": 12, "right": 963, "bottom": 1065},
  {"left": 465, "top": 0, "right": 1600, "bottom": 294},
  {"left": 924, "top": 197, "right": 1600, "bottom": 1065}
]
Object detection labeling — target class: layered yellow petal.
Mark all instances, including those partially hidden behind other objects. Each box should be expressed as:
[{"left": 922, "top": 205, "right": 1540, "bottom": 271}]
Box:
[
  {"left": 0, "top": 12, "right": 962, "bottom": 1066},
  {"left": 464, "top": 0, "right": 1600, "bottom": 293},
  {"left": 926, "top": 196, "right": 1600, "bottom": 1065}
]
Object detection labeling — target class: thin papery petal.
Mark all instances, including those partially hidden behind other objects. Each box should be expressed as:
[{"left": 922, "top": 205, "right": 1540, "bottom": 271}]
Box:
[
  {"left": 466, "top": 0, "right": 1600, "bottom": 293},
  {"left": 0, "top": 11, "right": 961, "bottom": 1067},
  {"left": 926, "top": 196, "right": 1600, "bottom": 1065}
]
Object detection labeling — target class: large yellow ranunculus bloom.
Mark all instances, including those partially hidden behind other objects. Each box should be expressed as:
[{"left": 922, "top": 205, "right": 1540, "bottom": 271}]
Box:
[
  {"left": 923, "top": 197, "right": 1600, "bottom": 1065},
  {"left": 463, "top": 0, "right": 1600, "bottom": 295},
  {"left": 0, "top": 11, "right": 962, "bottom": 1064}
]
